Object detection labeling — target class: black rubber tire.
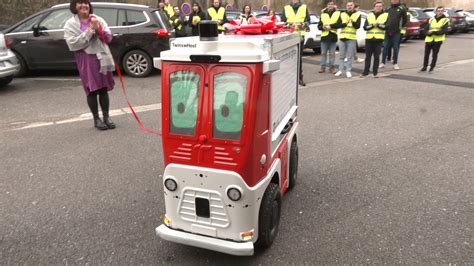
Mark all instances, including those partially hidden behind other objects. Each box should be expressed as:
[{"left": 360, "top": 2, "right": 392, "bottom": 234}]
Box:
[
  {"left": 122, "top": 50, "right": 153, "bottom": 78},
  {"left": 13, "top": 51, "right": 28, "bottom": 77},
  {"left": 0, "top": 76, "right": 13, "bottom": 87},
  {"left": 256, "top": 182, "right": 281, "bottom": 248},
  {"left": 288, "top": 139, "right": 299, "bottom": 190}
]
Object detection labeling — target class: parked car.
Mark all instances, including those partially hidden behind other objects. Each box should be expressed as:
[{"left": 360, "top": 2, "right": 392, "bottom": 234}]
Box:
[
  {"left": 409, "top": 7, "right": 430, "bottom": 37},
  {"left": 423, "top": 8, "right": 454, "bottom": 34},
  {"left": 446, "top": 8, "right": 468, "bottom": 33},
  {"left": 226, "top": 11, "right": 241, "bottom": 21},
  {"left": 0, "top": 33, "right": 20, "bottom": 87},
  {"left": 402, "top": 15, "right": 421, "bottom": 42},
  {"left": 460, "top": 10, "right": 474, "bottom": 31},
  {"left": 3, "top": 2, "right": 173, "bottom": 78}
]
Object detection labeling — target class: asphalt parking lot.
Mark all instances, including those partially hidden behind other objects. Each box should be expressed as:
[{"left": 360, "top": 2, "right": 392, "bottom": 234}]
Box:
[{"left": 0, "top": 33, "right": 473, "bottom": 264}]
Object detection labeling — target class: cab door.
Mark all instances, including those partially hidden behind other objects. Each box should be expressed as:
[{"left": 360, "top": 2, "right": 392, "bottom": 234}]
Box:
[{"left": 162, "top": 64, "right": 206, "bottom": 165}]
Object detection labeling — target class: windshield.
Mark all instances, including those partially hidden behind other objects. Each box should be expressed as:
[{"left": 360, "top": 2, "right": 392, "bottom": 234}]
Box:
[
  {"left": 169, "top": 71, "right": 200, "bottom": 136},
  {"left": 213, "top": 72, "right": 247, "bottom": 141}
]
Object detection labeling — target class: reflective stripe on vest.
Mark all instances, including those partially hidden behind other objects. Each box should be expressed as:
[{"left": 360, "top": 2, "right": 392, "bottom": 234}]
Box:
[
  {"left": 339, "top": 11, "right": 360, "bottom": 40},
  {"left": 284, "top": 4, "right": 308, "bottom": 36},
  {"left": 321, "top": 10, "right": 341, "bottom": 37},
  {"left": 366, "top": 12, "right": 388, "bottom": 40},
  {"left": 208, "top": 7, "right": 226, "bottom": 30},
  {"left": 425, "top": 17, "right": 449, "bottom": 42}
]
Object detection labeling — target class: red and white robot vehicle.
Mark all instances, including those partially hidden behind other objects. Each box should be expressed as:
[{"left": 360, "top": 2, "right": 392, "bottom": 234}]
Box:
[{"left": 154, "top": 21, "right": 300, "bottom": 256}]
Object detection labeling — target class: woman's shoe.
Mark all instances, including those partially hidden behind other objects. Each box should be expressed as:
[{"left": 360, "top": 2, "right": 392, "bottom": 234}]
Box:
[
  {"left": 104, "top": 116, "right": 116, "bottom": 129},
  {"left": 94, "top": 117, "right": 108, "bottom": 130}
]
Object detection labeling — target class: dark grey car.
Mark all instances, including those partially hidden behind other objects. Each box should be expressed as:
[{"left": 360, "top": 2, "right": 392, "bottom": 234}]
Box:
[{"left": 3, "top": 2, "right": 174, "bottom": 77}]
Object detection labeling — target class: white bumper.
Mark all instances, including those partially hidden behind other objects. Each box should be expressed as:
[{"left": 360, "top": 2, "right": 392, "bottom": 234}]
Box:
[{"left": 156, "top": 224, "right": 254, "bottom": 256}]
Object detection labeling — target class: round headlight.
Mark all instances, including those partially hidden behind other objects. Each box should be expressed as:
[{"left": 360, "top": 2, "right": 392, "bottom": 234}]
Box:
[
  {"left": 164, "top": 178, "right": 177, "bottom": 191},
  {"left": 227, "top": 187, "right": 242, "bottom": 201}
]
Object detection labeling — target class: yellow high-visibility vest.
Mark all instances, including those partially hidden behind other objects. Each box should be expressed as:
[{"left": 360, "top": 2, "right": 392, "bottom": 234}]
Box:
[
  {"left": 321, "top": 10, "right": 341, "bottom": 37},
  {"left": 284, "top": 4, "right": 308, "bottom": 36},
  {"left": 366, "top": 12, "right": 388, "bottom": 40},
  {"left": 165, "top": 4, "right": 174, "bottom": 18},
  {"left": 208, "top": 7, "right": 226, "bottom": 31},
  {"left": 425, "top": 17, "right": 450, "bottom": 42},
  {"left": 339, "top": 11, "right": 360, "bottom": 40}
]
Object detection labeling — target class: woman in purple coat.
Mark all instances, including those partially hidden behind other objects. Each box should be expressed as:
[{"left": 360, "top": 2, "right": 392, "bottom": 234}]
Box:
[{"left": 64, "top": 0, "right": 116, "bottom": 130}]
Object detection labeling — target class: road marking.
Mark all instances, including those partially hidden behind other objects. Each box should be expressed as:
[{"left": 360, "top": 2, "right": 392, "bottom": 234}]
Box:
[{"left": 10, "top": 103, "right": 161, "bottom": 131}]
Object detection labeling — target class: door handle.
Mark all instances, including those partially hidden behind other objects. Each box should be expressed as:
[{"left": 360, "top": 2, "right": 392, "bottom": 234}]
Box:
[
  {"left": 113, "top": 33, "right": 122, "bottom": 37},
  {"left": 21, "top": 41, "right": 27, "bottom": 44}
]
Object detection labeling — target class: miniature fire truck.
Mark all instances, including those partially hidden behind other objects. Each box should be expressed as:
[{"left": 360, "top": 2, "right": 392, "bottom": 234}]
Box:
[{"left": 154, "top": 21, "right": 300, "bottom": 256}]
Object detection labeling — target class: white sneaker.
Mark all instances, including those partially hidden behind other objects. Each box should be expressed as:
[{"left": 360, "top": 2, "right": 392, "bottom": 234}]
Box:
[
  {"left": 346, "top": 72, "right": 352, "bottom": 78},
  {"left": 356, "top": 58, "right": 365, "bottom": 63},
  {"left": 344, "top": 58, "right": 348, "bottom": 62},
  {"left": 379, "top": 63, "right": 385, "bottom": 68},
  {"left": 334, "top": 71, "right": 343, "bottom": 77},
  {"left": 394, "top": 64, "right": 400, "bottom": 70}
]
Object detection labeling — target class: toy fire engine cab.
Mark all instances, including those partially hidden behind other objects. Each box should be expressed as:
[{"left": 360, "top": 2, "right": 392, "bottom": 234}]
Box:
[{"left": 154, "top": 21, "right": 300, "bottom": 256}]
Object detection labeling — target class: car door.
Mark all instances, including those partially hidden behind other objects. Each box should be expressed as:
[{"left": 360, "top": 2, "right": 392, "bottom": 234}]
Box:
[
  {"left": 28, "top": 8, "right": 75, "bottom": 69},
  {"left": 93, "top": 7, "right": 129, "bottom": 59}
]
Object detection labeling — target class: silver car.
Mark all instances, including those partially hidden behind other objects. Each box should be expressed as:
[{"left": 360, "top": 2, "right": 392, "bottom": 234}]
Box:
[{"left": 0, "top": 33, "right": 20, "bottom": 87}]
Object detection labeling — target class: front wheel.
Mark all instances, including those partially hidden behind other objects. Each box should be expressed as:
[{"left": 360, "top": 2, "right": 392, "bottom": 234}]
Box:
[
  {"left": 122, "top": 50, "right": 153, "bottom": 78},
  {"left": 256, "top": 182, "right": 281, "bottom": 248},
  {"left": 0, "top": 76, "right": 13, "bottom": 87}
]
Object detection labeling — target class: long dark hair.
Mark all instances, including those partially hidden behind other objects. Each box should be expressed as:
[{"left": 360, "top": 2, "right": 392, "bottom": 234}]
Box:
[
  {"left": 192, "top": 2, "right": 202, "bottom": 13},
  {"left": 242, "top": 5, "right": 252, "bottom": 16},
  {"left": 70, "top": 0, "right": 93, "bottom": 14}
]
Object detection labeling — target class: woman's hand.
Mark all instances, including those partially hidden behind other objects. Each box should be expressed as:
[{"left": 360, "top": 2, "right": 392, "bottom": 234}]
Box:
[{"left": 90, "top": 17, "right": 100, "bottom": 30}]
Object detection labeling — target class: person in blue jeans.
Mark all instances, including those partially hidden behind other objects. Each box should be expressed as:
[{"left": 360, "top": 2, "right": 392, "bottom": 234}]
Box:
[
  {"left": 318, "top": 0, "right": 342, "bottom": 74},
  {"left": 335, "top": 1, "right": 361, "bottom": 78},
  {"left": 380, "top": 0, "right": 407, "bottom": 70}
]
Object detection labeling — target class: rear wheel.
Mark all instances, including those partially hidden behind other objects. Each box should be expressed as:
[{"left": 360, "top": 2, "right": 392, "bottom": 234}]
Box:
[
  {"left": 256, "top": 182, "right": 281, "bottom": 248},
  {"left": 0, "top": 76, "right": 13, "bottom": 87},
  {"left": 13, "top": 51, "right": 28, "bottom": 77},
  {"left": 122, "top": 50, "right": 152, "bottom": 78},
  {"left": 288, "top": 139, "right": 299, "bottom": 190}
]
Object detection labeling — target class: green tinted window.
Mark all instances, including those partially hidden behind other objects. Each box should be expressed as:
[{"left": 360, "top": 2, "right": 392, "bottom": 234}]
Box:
[
  {"left": 213, "top": 72, "right": 247, "bottom": 140},
  {"left": 170, "top": 71, "right": 200, "bottom": 136}
]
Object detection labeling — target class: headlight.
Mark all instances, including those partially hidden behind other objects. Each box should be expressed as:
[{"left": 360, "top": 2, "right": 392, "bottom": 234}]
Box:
[
  {"left": 227, "top": 187, "right": 242, "bottom": 201},
  {"left": 164, "top": 178, "right": 177, "bottom": 191}
]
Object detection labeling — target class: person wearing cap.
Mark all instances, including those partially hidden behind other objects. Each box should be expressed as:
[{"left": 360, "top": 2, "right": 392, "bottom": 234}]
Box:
[
  {"left": 361, "top": 1, "right": 388, "bottom": 78},
  {"left": 318, "top": 0, "right": 342, "bottom": 74},
  {"left": 420, "top": 6, "right": 450, "bottom": 72},
  {"left": 282, "top": 0, "right": 310, "bottom": 86},
  {"left": 335, "top": 1, "right": 361, "bottom": 78},
  {"left": 207, "top": 0, "right": 228, "bottom": 33}
]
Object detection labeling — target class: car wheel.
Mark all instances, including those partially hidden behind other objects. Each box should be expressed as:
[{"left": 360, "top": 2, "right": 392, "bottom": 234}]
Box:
[
  {"left": 288, "top": 139, "right": 298, "bottom": 190},
  {"left": 122, "top": 50, "right": 153, "bottom": 78},
  {"left": 13, "top": 51, "right": 28, "bottom": 77},
  {"left": 256, "top": 182, "right": 281, "bottom": 248},
  {"left": 0, "top": 76, "right": 13, "bottom": 87}
]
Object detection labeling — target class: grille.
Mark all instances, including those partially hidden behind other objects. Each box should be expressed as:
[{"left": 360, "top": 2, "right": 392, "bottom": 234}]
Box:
[{"left": 179, "top": 189, "right": 230, "bottom": 228}]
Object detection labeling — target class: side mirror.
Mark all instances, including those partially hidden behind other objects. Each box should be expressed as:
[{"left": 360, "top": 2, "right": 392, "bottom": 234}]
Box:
[{"left": 32, "top": 25, "right": 41, "bottom": 37}]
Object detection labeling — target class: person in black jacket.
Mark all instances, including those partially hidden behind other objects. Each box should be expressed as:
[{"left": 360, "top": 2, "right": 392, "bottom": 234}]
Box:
[
  {"left": 170, "top": 6, "right": 187, "bottom": 37},
  {"left": 421, "top": 6, "right": 450, "bottom": 72},
  {"left": 188, "top": 2, "right": 206, "bottom": 36},
  {"left": 361, "top": 1, "right": 387, "bottom": 78},
  {"left": 380, "top": 0, "right": 407, "bottom": 70}
]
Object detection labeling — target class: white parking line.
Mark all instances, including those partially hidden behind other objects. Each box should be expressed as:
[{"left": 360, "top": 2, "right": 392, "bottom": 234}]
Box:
[{"left": 11, "top": 103, "right": 161, "bottom": 131}]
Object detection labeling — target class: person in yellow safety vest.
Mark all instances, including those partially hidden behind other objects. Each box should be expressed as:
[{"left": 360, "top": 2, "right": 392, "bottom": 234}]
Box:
[
  {"left": 207, "top": 0, "right": 228, "bottom": 33},
  {"left": 317, "top": 0, "right": 343, "bottom": 74},
  {"left": 282, "top": 0, "right": 309, "bottom": 86},
  {"left": 335, "top": 1, "right": 361, "bottom": 78},
  {"left": 170, "top": 6, "right": 187, "bottom": 38},
  {"left": 421, "top": 6, "right": 450, "bottom": 72},
  {"left": 240, "top": 5, "right": 255, "bottom": 24},
  {"left": 361, "top": 1, "right": 388, "bottom": 78},
  {"left": 164, "top": 0, "right": 174, "bottom": 19}
]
